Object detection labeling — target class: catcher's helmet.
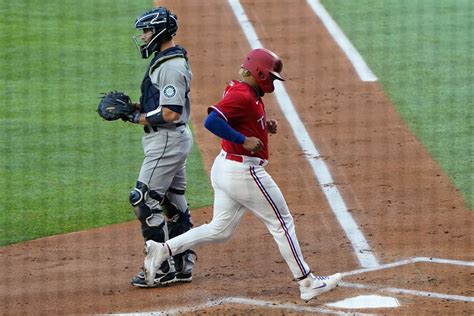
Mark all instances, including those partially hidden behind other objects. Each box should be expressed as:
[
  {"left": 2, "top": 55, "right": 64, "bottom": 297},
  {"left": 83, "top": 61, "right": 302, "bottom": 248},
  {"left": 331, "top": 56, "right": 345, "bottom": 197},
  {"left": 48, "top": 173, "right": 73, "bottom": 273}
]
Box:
[
  {"left": 133, "top": 7, "right": 178, "bottom": 58},
  {"left": 241, "top": 48, "right": 285, "bottom": 93}
]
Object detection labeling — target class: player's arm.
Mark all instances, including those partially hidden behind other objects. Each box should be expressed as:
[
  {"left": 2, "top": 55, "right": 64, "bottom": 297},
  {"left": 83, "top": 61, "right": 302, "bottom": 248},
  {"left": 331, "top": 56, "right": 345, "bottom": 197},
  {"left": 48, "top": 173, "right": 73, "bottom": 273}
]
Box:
[
  {"left": 129, "top": 106, "right": 181, "bottom": 125},
  {"left": 204, "top": 111, "right": 263, "bottom": 152},
  {"left": 145, "top": 105, "right": 181, "bottom": 125}
]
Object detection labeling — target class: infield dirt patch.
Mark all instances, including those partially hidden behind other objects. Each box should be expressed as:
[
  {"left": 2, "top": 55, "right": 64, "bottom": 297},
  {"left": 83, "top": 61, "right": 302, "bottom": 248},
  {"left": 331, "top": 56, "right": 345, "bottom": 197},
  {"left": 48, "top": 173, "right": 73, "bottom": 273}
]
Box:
[{"left": 1, "top": 0, "right": 472, "bottom": 315}]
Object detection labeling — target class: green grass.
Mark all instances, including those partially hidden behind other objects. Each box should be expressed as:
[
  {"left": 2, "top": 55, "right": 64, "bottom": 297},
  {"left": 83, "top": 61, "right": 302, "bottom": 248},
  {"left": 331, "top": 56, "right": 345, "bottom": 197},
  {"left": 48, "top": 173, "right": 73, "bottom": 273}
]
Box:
[
  {"left": 0, "top": 0, "right": 212, "bottom": 246},
  {"left": 321, "top": 0, "right": 473, "bottom": 208}
]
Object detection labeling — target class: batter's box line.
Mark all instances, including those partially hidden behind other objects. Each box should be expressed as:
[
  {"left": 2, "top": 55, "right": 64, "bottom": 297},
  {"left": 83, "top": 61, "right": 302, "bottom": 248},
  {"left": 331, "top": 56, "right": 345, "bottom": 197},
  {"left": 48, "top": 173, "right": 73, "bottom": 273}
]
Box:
[
  {"left": 340, "top": 256, "right": 474, "bottom": 303},
  {"left": 341, "top": 256, "right": 474, "bottom": 277},
  {"left": 110, "top": 297, "right": 376, "bottom": 316},
  {"left": 340, "top": 282, "right": 474, "bottom": 303}
]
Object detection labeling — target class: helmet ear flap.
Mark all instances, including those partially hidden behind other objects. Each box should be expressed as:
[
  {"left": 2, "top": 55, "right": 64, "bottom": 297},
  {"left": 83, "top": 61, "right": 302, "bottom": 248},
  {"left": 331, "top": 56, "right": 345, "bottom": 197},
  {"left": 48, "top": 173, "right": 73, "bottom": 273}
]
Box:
[
  {"left": 165, "top": 10, "right": 171, "bottom": 37},
  {"left": 166, "top": 11, "right": 178, "bottom": 38},
  {"left": 241, "top": 48, "right": 284, "bottom": 93}
]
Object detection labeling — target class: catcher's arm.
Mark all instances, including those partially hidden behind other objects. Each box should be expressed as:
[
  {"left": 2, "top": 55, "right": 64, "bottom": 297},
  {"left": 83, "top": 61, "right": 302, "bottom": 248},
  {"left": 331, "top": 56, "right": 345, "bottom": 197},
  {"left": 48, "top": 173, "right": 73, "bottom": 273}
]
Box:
[{"left": 131, "top": 106, "right": 181, "bottom": 125}]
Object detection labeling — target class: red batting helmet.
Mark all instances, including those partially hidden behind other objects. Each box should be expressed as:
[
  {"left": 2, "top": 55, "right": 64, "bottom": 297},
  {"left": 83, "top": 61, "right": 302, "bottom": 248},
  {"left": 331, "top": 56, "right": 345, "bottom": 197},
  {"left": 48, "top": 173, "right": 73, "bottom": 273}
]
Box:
[{"left": 241, "top": 48, "right": 285, "bottom": 93}]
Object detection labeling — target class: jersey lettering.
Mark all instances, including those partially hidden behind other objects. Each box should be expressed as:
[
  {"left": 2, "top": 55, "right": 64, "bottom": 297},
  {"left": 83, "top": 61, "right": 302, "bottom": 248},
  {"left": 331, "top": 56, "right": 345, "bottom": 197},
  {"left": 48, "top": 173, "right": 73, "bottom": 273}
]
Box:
[{"left": 209, "top": 80, "right": 269, "bottom": 160}]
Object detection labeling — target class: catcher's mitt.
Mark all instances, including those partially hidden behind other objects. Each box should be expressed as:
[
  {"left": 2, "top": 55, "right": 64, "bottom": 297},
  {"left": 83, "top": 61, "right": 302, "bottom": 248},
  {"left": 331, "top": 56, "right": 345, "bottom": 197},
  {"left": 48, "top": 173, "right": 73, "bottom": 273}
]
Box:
[{"left": 97, "top": 91, "right": 134, "bottom": 121}]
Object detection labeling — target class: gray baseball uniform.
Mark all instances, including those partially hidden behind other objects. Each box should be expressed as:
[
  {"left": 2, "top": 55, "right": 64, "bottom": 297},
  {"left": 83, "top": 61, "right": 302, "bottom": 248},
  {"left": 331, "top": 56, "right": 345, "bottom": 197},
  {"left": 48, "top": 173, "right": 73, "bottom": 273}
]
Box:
[
  {"left": 130, "top": 8, "right": 196, "bottom": 288},
  {"left": 138, "top": 47, "right": 193, "bottom": 213}
]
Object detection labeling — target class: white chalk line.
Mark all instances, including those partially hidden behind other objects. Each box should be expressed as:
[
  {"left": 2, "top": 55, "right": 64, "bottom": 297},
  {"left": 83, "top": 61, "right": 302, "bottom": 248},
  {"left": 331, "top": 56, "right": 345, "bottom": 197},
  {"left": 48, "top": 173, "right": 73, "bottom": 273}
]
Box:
[
  {"left": 112, "top": 2, "right": 468, "bottom": 315},
  {"left": 227, "top": 0, "right": 379, "bottom": 269},
  {"left": 341, "top": 282, "right": 474, "bottom": 303},
  {"left": 109, "top": 257, "right": 473, "bottom": 315},
  {"left": 306, "top": 0, "right": 377, "bottom": 82},
  {"left": 110, "top": 297, "right": 375, "bottom": 316},
  {"left": 341, "top": 256, "right": 474, "bottom": 277},
  {"left": 340, "top": 256, "right": 474, "bottom": 303}
]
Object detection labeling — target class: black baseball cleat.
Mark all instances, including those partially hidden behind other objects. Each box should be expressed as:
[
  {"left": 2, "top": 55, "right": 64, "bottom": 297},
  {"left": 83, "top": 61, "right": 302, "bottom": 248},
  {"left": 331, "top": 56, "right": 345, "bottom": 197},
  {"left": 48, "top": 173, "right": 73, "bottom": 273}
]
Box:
[
  {"left": 131, "top": 269, "right": 191, "bottom": 287},
  {"left": 132, "top": 250, "right": 196, "bottom": 287},
  {"left": 131, "top": 269, "right": 177, "bottom": 288},
  {"left": 175, "top": 272, "right": 192, "bottom": 282},
  {"left": 131, "top": 259, "right": 177, "bottom": 288}
]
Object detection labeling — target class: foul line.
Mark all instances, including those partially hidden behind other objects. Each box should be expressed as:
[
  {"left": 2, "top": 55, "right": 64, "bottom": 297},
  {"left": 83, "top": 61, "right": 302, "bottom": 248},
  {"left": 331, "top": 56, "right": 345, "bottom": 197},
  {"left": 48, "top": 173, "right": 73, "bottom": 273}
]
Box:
[
  {"left": 306, "top": 0, "right": 377, "bottom": 82},
  {"left": 339, "top": 256, "right": 474, "bottom": 303},
  {"left": 110, "top": 297, "right": 375, "bottom": 316},
  {"left": 227, "top": 0, "right": 379, "bottom": 268},
  {"left": 110, "top": 257, "right": 473, "bottom": 315},
  {"left": 341, "top": 256, "right": 474, "bottom": 277},
  {"left": 341, "top": 282, "right": 474, "bottom": 303}
]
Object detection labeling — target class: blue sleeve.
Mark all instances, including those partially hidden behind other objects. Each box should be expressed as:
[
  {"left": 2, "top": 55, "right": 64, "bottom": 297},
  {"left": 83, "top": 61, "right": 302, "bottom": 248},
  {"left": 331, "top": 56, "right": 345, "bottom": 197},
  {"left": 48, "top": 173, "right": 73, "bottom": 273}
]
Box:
[{"left": 204, "top": 111, "right": 245, "bottom": 144}]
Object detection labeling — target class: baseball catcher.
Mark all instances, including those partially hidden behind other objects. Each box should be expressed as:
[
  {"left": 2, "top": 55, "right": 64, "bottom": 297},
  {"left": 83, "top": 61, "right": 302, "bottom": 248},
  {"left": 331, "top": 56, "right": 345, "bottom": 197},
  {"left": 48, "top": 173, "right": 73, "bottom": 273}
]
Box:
[{"left": 97, "top": 6, "right": 197, "bottom": 288}]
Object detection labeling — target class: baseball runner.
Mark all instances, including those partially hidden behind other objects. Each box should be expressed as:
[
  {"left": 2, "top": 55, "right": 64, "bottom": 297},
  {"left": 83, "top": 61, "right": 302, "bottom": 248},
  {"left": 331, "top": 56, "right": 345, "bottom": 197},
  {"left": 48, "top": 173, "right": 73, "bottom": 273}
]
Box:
[
  {"left": 123, "top": 7, "right": 196, "bottom": 287},
  {"left": 142, "top": 48, "right": 342, "bottom": 300}
]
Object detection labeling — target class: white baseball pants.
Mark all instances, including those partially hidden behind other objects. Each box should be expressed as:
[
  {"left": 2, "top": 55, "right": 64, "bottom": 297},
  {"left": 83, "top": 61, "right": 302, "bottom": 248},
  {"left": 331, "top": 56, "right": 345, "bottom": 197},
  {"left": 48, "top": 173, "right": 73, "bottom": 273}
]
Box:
[{"left": 166, "top": 151, "right": 311, "bottom": 279}]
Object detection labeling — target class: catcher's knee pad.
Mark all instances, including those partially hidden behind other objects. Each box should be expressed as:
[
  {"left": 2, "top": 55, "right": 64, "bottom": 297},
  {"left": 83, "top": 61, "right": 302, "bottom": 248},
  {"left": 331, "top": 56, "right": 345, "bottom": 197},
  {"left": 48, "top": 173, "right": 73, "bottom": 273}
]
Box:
[
  {"left": 130, "top": 181, "right": 165, "bottom": 227},
  {"left": 130, "top": 181, "right": 150, "bottom": 221},
  {"left": 129, "top": 181, "right": 148, "bottom": 206}
]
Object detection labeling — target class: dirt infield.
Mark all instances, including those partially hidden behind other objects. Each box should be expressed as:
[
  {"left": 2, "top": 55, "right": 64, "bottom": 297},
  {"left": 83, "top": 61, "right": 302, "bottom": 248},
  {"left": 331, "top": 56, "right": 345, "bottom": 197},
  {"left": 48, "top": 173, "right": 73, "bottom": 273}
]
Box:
[{"left": 1, "top": 0, "right": 472, "bottom": 314}]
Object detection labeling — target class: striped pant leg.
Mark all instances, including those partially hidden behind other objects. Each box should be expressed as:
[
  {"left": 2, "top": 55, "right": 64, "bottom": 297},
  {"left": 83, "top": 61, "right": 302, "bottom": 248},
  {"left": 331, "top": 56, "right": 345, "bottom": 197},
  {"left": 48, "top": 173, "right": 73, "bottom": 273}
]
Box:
[{"left": 244, "top": 165, "right": 311, "bottom": 279}]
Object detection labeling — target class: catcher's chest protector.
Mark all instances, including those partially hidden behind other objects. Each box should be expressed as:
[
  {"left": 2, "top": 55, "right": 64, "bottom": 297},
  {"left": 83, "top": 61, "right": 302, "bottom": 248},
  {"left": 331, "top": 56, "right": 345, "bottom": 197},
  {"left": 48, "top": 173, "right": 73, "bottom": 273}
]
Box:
[{"left": 139, "top": 46, "right": 187, "bottom": 113}]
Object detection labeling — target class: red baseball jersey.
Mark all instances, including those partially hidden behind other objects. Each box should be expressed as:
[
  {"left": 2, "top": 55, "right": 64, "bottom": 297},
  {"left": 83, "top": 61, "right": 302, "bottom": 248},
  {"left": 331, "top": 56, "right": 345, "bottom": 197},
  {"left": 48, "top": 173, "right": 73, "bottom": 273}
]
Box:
[{"left": 208, "top": 80, "right": 269, "bottom": 160}]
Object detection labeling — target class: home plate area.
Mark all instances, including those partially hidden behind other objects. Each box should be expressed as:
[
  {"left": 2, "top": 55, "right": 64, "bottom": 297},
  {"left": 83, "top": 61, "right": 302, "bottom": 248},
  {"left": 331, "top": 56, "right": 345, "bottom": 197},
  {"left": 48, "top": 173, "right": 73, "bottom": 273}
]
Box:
[
  {"left": 114, "top": 256, "right": 473, "bottom": 315},
  {"left": 326, "top": 295, "right": 399, "bottom": 309}
]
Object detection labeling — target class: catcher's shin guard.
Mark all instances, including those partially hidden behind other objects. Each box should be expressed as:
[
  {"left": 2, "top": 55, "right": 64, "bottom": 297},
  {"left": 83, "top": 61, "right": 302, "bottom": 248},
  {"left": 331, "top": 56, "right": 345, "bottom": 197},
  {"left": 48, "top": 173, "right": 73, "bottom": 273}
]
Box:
[
  {"left": 140, "top": 220, "right": 166, "bottom": 241},
  {"left": 167, "top": 209, "right": 193, "bottom": 238},
  {"left": 174, "top": 250, "right": 196, "bottom": 282},
  {"left": 167, "top": 210, "right": 195, "bottom": 281},
  {"left": 130, "top": 181, "right": 167, "bottom": 240}
]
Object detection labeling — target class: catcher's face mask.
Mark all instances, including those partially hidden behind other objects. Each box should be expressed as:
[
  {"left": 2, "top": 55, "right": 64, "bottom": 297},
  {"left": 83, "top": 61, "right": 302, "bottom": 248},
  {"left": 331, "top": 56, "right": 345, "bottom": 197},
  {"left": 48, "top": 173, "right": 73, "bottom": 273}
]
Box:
[
  {"left": 132, "top": 28, "right": 162, "bottom": 59},
  {"left": 133, "top": 7, "right": 178, "bottom": 59}
]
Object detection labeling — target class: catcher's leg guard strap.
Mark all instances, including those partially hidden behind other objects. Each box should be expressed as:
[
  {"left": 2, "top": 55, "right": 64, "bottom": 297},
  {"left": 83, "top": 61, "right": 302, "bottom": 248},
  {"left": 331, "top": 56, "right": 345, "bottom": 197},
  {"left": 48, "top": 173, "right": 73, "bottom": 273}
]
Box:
[
  {"left": 148, "top": 189, "right": 164, "bottom": 204},
  {"left": 160, "top": 194, "right": 181, "bottom": 219},
  {"left": 162, "top": 187, "right": 190, "bottom": 219},
  {"left": 167, "top": 209, "right": 193, "bottom": 238}
]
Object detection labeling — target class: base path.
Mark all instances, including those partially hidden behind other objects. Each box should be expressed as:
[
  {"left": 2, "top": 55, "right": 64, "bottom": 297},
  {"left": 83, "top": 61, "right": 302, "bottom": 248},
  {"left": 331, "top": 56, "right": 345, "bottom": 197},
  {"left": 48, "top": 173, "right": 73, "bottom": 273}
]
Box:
[{"left": 1, "top": 0, "right": 472, "bottom": 315}]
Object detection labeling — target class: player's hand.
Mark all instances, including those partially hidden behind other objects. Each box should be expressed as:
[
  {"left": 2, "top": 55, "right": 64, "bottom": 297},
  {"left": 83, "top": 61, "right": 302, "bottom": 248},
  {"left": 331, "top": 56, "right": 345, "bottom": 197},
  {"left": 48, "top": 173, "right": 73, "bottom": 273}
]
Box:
[
  {"left": 267, "top": 119, "right": 278, "bottom": 134},
  {"left": 132, "top": 102, "right": 141, "bottom": 111},
  {"left": 243, "top": 136, "right": 263, "bottom": 154},
  {"left": 122, "top": 111, "right": 142, "bottom": 124}
]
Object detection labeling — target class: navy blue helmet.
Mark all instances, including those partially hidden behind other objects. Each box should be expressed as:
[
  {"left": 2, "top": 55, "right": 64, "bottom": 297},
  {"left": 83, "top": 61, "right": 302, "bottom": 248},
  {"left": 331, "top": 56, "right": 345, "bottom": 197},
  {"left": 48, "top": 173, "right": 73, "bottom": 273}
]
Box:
[{"left": 133, "top": 7, "right": 178, "bottom": 58}]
